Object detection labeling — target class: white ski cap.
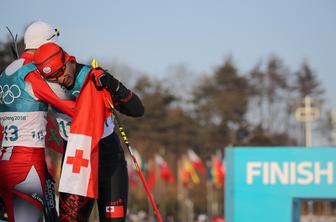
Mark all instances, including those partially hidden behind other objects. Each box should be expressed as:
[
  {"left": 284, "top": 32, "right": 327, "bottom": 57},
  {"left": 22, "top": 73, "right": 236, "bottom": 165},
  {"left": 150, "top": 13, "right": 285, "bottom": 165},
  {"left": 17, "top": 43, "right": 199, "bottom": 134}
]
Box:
[{"left": 24, "top": 21, "right": 60, "bottom": 49}]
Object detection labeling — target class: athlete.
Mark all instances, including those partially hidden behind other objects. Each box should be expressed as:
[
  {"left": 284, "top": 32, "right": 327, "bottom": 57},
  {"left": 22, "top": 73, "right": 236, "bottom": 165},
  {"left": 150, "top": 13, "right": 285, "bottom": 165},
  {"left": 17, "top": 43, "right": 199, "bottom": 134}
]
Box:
[
  {"left": 0, "top": 21, "right": 75, "bottom": 222},
  {"left": 33, "top": 42, "right": 144, "bottom": 222}
]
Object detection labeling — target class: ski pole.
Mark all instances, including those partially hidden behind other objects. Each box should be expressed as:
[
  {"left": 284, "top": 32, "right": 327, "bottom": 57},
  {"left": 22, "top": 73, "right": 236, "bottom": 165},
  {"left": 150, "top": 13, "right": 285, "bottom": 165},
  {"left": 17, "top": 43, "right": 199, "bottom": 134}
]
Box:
[{"left": 6, "top": 26, "right": 19, "bottom": 59}]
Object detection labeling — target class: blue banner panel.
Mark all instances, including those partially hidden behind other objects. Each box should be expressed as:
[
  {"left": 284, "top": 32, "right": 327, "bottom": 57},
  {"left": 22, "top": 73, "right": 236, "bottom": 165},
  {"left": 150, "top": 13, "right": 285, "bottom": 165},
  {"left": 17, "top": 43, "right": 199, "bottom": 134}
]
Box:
[{"left": 225, "top": 147, "right": 336, "bottom": 222}]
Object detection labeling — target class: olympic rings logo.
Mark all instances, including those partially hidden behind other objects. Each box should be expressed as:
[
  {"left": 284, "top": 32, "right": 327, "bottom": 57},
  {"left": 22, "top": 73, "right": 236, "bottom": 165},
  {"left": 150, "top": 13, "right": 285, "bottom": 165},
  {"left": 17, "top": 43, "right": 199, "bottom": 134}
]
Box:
[{"left": 0, "top": 84, "right": 21, "bottom": 105}]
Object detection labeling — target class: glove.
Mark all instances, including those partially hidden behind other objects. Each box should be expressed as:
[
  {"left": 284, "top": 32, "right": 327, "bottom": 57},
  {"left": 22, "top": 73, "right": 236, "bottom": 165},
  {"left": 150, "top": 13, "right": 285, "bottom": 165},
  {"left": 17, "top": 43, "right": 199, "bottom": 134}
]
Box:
[{"left": 91, "top": 68, "right": 120, "bottom": 93}]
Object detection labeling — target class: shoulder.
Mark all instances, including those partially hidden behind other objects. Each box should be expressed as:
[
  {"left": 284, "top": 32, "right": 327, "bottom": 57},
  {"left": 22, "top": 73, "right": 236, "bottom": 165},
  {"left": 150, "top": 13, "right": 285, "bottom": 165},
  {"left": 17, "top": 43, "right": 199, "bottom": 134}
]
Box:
[
  {"left": 4, "top": 59, "right": 25, "bottom": 75},
  {"left": 75, "top": 63, "right": 86, "bottom": 73}
]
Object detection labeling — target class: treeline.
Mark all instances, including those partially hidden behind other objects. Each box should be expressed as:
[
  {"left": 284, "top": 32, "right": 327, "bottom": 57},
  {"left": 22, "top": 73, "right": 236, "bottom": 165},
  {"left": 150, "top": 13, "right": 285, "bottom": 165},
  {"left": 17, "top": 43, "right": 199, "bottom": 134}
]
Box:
[{"left": 119, "top": 56, "right": 330, "bottom": 158}]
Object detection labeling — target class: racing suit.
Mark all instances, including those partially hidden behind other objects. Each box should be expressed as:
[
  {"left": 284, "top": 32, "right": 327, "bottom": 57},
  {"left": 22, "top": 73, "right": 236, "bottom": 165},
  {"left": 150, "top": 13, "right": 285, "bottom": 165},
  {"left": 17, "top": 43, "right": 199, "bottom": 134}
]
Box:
[
  {"left": 0, "top": 53, "right": 75, "bottom": 222},
  {"left": 47, "top": 63, "right": 144, "bottom": 222}
]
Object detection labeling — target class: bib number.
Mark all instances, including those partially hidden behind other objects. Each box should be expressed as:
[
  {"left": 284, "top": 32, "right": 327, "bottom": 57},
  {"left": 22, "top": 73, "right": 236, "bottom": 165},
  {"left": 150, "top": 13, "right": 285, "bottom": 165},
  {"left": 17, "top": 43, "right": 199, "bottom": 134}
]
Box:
[
  {"left": 59, "top": 120, "right": 71, "bottom": 139},
  {"left": 31, "top": 130, "right": 45, "bottom": 141},
  {"left": 3, "top": 125, "right": 19, "bottom": 142}
]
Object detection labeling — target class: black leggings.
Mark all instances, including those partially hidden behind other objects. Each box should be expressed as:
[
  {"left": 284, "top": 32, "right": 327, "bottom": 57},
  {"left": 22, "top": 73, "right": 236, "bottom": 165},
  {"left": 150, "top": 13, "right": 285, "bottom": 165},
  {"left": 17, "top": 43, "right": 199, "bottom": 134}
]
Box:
[{"left": 59, "top": 132, "right": 128, "bottom": 222}]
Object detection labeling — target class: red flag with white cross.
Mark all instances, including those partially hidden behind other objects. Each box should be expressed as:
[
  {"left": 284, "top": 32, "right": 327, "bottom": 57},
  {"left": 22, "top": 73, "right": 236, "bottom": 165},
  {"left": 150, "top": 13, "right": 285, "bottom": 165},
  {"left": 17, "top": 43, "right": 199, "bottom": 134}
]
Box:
[{"left": 59, "top": 75, "right": 111, "bottom": 198}]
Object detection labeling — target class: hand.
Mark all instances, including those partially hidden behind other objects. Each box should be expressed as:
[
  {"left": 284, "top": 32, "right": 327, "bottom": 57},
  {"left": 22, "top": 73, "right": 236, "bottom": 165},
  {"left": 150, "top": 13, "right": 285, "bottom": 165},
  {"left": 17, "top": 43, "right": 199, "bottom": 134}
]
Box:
[
  {"left": 91, "top": 68, "right": 106, "bottom": 89},
  {"left": 91, "top": 68, "right": 120, "bottom": 93}
]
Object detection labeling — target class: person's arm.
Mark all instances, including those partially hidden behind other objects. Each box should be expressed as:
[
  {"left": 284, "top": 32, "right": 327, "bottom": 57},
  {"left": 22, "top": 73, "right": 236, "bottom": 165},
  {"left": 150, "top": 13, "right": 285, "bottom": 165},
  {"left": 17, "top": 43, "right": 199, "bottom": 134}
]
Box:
[
  {"left": 112, "top": 86, "right": 144, "bottom": 117},
  {"left": 91, "top": 69, "right": 144, "bottom": 117},
  {"left": 25, "top": 71, "right": 75, "bottom": 117}
]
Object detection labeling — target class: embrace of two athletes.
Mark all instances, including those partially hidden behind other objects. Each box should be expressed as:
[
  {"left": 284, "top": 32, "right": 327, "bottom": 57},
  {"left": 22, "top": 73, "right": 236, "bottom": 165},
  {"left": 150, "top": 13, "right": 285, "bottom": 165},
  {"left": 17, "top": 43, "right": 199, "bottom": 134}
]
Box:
[{"left": 0, "top": 21, "right": 163, "bottom": 222}]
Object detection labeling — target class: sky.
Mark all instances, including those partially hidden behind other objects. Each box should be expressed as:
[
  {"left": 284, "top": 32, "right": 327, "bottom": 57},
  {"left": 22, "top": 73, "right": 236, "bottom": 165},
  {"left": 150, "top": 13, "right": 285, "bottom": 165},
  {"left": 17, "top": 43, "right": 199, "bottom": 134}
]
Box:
[{"left": 1, "top": 0, "right": 336, "bottom": 109}]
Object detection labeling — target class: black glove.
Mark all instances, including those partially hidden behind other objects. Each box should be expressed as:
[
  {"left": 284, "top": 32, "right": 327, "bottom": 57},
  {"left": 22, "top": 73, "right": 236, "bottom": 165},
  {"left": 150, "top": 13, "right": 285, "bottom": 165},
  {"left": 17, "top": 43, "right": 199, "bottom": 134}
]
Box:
[
  {"left": 99, "top": 73, "right": 120, "bottom": 93},
  {"left": 91, "top": 68, "right": 130, "bottom": 99},
  {"left": 91, "top": 68, "right": 120, "bottom": 93}
]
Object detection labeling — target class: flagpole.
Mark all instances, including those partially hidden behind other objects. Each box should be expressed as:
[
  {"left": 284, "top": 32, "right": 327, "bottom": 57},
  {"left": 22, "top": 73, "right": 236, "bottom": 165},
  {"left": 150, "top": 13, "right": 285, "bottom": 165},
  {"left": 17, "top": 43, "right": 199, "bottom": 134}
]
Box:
[
  {"left": 177, "top": 158, "right": 184, "bottom": 222},
  {"left": 206, "top": 160, "right": 213, "bottom": 217},
  {"left": 154, "top": 154, "right": 163, "bottom": 219},
  {"left": 186, "top": 189, "right": 194, "bottom": 222},
  {"left": 148, "top": 160, "right": 154, "bottom": 222},
  {"left": 159, "top": 155, "right": 167, "bottom": 219}
]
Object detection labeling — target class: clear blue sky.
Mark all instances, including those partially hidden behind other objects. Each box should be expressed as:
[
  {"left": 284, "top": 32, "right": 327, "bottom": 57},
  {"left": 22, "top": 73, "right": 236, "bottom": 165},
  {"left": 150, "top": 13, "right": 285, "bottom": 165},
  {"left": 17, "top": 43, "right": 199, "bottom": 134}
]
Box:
[{"left": 1, "top": 0, "right": 336, "bottom": 108}]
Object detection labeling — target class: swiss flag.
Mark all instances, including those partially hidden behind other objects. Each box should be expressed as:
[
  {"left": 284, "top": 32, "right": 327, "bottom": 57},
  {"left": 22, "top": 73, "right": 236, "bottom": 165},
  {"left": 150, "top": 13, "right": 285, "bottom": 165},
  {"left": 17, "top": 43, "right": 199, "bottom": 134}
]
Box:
[
  {"left": 59, "top": 74, "right": 111, "bottom": 198},
  {"left": 105, "top": 206, "right": 124, "bottom": 218}
]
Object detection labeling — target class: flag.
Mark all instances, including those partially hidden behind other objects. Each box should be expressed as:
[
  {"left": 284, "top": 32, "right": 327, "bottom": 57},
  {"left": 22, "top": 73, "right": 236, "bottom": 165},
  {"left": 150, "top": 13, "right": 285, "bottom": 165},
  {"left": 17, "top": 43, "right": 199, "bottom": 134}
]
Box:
[
  {"left": 105, "top": 205, "right": 124, "bottom": 218},
  {"left": 147, "top": 163, "right": 156, "bottom": 190},
  {"left": 133, "top": 149, "right": 144, "bottom": 170},
  {"left": 187, "top": 149, "right": 205, "bottom": 173},
  {"left": 127, "top": 157, "right": 137, "bottom": 188},
  {"left": 59, "top": 76, "right": 111, "bottom": 198},
  {"left": 45, "top": 152, "right": 56, "bottom": 177},
  {"left": 182, "top": 156, "right": 200, "bottom": 184},
  {"left": 45, "top": 112, "right": 64, "bottom": 153},
  {"left": 155, "top": 154, "right": 175, "bottom": 184},
  {"left": 178, "top": 161, "right": 190, "bottom": 185},
  {"left": 206, "top": 163, "right": 213, "bottom": 182},
  {"left": 127, "top": 149, "right": 144, "bottom": 188},
  {"left": 212, "top": 155, "right": 225, "bottom": 187}
]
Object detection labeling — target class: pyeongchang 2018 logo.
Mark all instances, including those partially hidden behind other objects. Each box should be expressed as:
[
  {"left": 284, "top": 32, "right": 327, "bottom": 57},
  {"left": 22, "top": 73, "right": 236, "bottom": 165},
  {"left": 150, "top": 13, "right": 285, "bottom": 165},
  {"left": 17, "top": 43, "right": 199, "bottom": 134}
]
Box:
[{"left": 0, "top": 84, "right": 21, "bottom": 105}]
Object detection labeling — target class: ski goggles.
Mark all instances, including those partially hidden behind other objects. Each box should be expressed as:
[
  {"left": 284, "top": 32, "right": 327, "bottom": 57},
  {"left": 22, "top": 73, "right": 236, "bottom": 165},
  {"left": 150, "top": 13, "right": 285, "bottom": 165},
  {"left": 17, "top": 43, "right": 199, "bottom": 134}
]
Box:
[{"left": 45, "top": 64, "right": 66, "bottom": 82}]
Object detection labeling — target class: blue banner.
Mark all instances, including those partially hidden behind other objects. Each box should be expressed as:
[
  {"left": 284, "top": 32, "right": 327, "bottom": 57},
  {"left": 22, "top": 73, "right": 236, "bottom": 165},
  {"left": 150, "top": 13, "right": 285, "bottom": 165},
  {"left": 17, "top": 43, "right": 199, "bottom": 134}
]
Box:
[{"left": 225, "top": 147, "right": 336, "bottom": 222}]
